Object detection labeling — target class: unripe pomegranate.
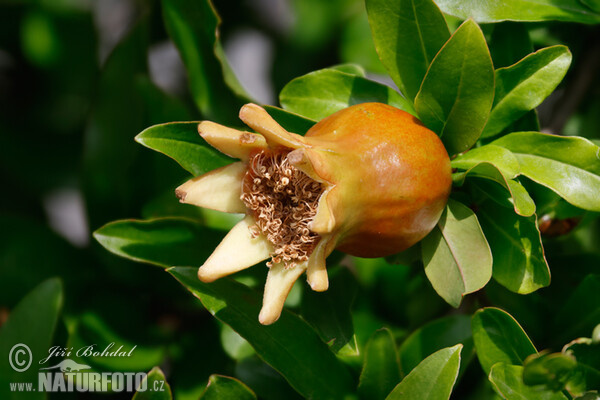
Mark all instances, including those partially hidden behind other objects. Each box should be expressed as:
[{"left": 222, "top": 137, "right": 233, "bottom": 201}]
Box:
[{"left": 176, "top": 103, "right": 451, "bottom": 324}]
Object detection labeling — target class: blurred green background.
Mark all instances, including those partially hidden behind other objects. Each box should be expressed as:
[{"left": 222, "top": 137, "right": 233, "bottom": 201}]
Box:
[{"left": 1, "top": 0, "right": 599, "bottom": 398}]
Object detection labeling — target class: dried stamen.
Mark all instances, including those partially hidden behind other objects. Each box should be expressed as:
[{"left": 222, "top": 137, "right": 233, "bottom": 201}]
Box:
[{"left": 241, "top": 150, "right": 324, "bottom": 268}]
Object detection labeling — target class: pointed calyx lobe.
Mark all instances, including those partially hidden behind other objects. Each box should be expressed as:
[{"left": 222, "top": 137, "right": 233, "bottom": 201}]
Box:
[{"left": 178, "top": 102, "right": 451, "bottom": 324}]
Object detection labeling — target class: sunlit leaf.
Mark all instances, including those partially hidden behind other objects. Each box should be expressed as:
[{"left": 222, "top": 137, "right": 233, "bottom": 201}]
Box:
[
  {"left": 366, "top": 0, "right": 449, "bottom": 100},
  {"left": 434, "top": 0, "right": 600, "bottom": 24},
  {"left": 421, "top": 199, "right": 493, "bottom": 307},
  {"left": 492, "top": 132, "right": 600, "bottom": 212},
  {"left": 482, "top": 46, "right": 571, "bottom": 138},
  {"left": 136, "top": 122, "right": 232, "bottom": 177},
  {"left": 280, "top": 68, "right": 416, "bottom": 121},
  {"left": 94, "top": 218, "right": 224, "bottom": 268},
  {"left": 415, "top": 20, "right": 494, "bottom": 155},
  {"left": 386, "top": 345, "right": 462, "bottom": 400}
]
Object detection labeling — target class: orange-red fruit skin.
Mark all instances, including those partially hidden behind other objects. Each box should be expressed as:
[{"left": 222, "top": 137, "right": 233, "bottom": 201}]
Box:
[{"left": 304, "top": 103, "right": 452, "bottom": 258}]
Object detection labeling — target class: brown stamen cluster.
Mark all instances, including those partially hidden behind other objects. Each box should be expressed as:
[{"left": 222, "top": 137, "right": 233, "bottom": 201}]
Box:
[{"left": 241, "top": 150, "right": 324, "bottom": 268}]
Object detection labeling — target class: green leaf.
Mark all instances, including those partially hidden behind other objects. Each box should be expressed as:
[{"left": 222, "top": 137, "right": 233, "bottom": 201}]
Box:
[
  {"left": 133, "top": 367, "right": 173, "bottom": 400},
  {"left": 492, "top": 132, "right": 600, "bottom": 212},
  {"left": 200, "top": 375, "right": 256, "bottom": 400},
  {"left": 421, "top": 199, "right": 493, "bottom": 307},
  {"left": 300, "top": 267, "right": 358, "bottom": 355},
  {"left": 489, "top": 363, "right": 568, "bottom": 400},
  {"left": 554, "top": 275, "right": 600, "bottom": 344},
  {"left": 415, "top": 20, "right": 494, "bottom": 155},
  {"left": 0, "top": 279, "right": 63, "bottom": 400},
  {"left": 262, "top": 106, "right": 316, "bottom": 135},
  {"left": 482, "top": 46, "right": 572, "bottom": 138},
  {"left": 329, "top": 63, "right": 367, "bottom": 76},
  {"left": 168, "top": 267, "right": 354, "bottom": 399},
  {"left": 162, "top": 0, "right": 248, "bottom": 122},
  {"left": 94, "top": 218, "right": 224, "bottom": 268},
  {"left": 469, "top": 177, "right": 536, "bottom": 218},
  {"left": 386, "top": 345, "right": 462, "bottom": 400},
  {"left": 135, "top": 122, "right": 232, "bottom": 176},
  {"left": 523, "top": 352, "right": 586, "bottom": 394},
  {"left": 452, "top": 148, "right": 536, "bottom": 217},
  {"left": 475, "top": 195, "right": 549, "bottom": 294},
  {"left": 434, "top": 0, "right": 600, "bottom": 24},
  {"left": 472, "top": 308, "right": 537, "bottom": 375},
  {"left": 563, "top": 338, "right": 600, "bottom": 394},
  {"left": 399, "top": 315, "right": 474, "bottom": 377},
  {"left": 358, "top": 329, "right": 402, "bottom": 400},
  {"left": 220, "top": 324, "right": 255, "bottom": 361},
  {"left": 452, "top": 145, "right": 520, "bottom": 179},
  {"left": 280, "top": 68, "right": 416, "bottom": 121},
  {"left": 365, "top": 0, "right": 450, "bottom": 100}
]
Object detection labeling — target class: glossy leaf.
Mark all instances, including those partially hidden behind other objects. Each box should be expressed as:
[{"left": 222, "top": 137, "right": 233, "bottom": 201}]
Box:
[
  {"left": 415, "top": 20, "right": 494, "bottom": 155},
  {"left": 262, "top": 106, "right": 316, "bottom": 135},
  {"left": 329, "top": 63, "right": 367, "bottom": 76},
  {"left": 453, "top": 151, "right": 536, "bottom": 217},
  {"left": 554, "top": 275, "right": 600, "bottom": 344},
  {"left": 0, "top": 279, "right": 63, "bottom": 400},
  {"left": 133, "top": 367, "right": 173, "bottom": 400},
  {"left": 399, "top": 315, "right": 474, "bottom": 377},
  {"left": 358, "top": 329, "right": 401, "bottom": 400},
  {"left": 492, "top": 132, "right": 600, "bottom": 212},
  {"left": 421, "top": 199, "right": 493, "bottom": 307},
  {"left": 200, "top": 375, "right": 256, "bottom": 400},
  {"left": 280, "top": 68, "right": 416, "bottom": 121},
  {"left": 136, "top": 122, "right": 232, "bottom": 177},
  {"left": 386, "top": 345, "right": 462, "bottom": 400},
  {"left": 472, "top": 308, "right": 537, "bottom": 375},
  {"left": 476, "top": 198, "right": 550, "bottom": 294},
  {"left": 434, "top": 0, "right": 600, "bottom": 24},
  {"left": 366, "top": 0, "right": 450, "bottom": 100},
  {"left": 489, "top": 363, "right": 568, "bottom": 400},
  {"left": 94, "top": 218, "right": 224, "bottom": 268},
  {"left": 482, "top": 46, "right": 572, "bottom": 138},
  {"left": 169, "top": 267, "right": 354, "bottom": 399},
  {"left": 300, "top": 267, "right": 358, "bottom": 355},
  {"left": 162, "top": 0, "right": 248, "bottom": 122},
  {"left": 451, "top": 145, "right": 520, "bottom": 179}
]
